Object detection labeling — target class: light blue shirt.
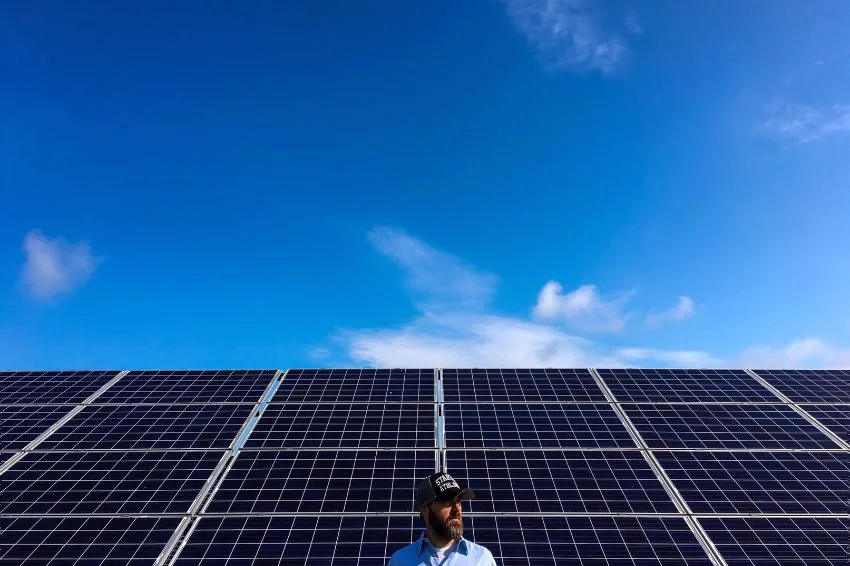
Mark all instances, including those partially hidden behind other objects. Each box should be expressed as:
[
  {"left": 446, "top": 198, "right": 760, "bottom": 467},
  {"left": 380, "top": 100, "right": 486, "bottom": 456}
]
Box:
[{"left": 387, "top": 532, "right": 497, "bottom": 566}]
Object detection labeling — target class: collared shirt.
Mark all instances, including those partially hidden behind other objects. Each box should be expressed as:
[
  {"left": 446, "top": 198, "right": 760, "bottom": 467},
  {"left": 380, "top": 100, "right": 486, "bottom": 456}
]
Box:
[{"left": 387, "top": 532, "right": 497, "bottom": 566}]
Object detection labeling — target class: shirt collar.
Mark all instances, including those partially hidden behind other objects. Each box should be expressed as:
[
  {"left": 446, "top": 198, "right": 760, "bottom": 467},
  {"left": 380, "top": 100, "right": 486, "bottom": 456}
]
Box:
[{"left": 417, "top": 533, "right": 469, "bottom": 556}]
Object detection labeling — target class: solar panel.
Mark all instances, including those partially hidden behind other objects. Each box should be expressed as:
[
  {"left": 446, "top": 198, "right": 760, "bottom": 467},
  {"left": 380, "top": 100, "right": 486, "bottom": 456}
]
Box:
[
  {"left": 444, "top": 403, "right": 636, "bottom": 449},
  {"left": 275, "top": 369, "right": 434, "bottom": 404},
  {"left": 447, "top": 449, "right": 678, "bottom": 513},
  {"left": 655, "top": 450, "right": 850, "bottom": 514},
  {"left": 0, "top": 515, "right": 182, "bottom": 566},
  {"left": 443, "top": 369, "right": 606, "bottom": 403},
  {"left": 175, "top": 515, "right": 420, "bottom": 566},
  {"left": 0, "top": 370, "right": 118, "bottom": 405},
  {"left": 805, "top": 405, "right": 850, "bottom": 443},
  {"left": 243, "top": 403, "right": 435, "bottom": 449},
  {"left": 0, "top": 450, "right": 224, "bottom": 514},
  {"left": 36, "top": 404, "right": 254, "bottom": 451},
  {"left": 622, "top": 403, "right": 840, "bottom": 449},
  {"left": 0, "top": 405, "right": 71, "bottom": 451},
  {"left": 94, "top": 369, "right": 275, "bottom": 404},
  {"left": 205, "top": 450, "right": 434, "bottom": 514},
  {"left": 754, "top": 369, "right": 850, "bottom": 403},
  {"left": 597, "top": 369, "right": 778, "bottom": 403},
  {"left": 700, "top": 517, "right": 850, "bottom": 566},
  {"left": 465, "top": 516, "right": 715, "bottom": 565}
]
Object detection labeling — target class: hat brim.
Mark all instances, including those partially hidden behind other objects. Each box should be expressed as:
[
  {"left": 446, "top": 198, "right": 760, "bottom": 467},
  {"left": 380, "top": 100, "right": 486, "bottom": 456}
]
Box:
[{"left": 435, "top": 487, "right": 476, "bottom": 503}]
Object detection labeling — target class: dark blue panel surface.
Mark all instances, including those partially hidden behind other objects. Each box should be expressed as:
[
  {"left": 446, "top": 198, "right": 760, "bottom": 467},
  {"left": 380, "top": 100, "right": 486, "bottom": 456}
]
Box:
[
  {"left": 38, "top": 404, "right": 253, "bottom": 451},
  {"left": 445, "top": 403, "right": 636, "bottom": 449},
  {"left": 701, "top": 517, "right": 850, "bottom": 566},
  {"left": 443, "top": 369, "right": 606, "bottom": 403},
  {"left": 805, "top": 405, "right": 850, "bottom": 443},
  {"left": 0, "top": 370, "right": 117, "bottom": 405},
  {"left": 205, "top": 450, "right": 434, "bottom": 514},
  {"left": 598, "top": 369, "right": 777, "bottom": 403},
  {"left": 95, "top": 369, "right": 275, "bottom": 404},
  {"left": 657, "top": 451, "right": 850, "bottom": 514},
  {"left": 0, "top": 516, "right": 182, "bottom": 566},
  {"left": 0, "top": 450, "right": 223, "bottom": 514},
  {"left": 623, "top": 404, "right": 839, "bottom": 449},
  {"left": 447, "top": 450, "right": 678, "bottom": 513},
  {"left": 755, "top": 369, "right": 850, "bottom": 403},
  {"left": 275, "top": 369, "right": 434, "bottom": 404},
  {"left": 0, "top": 405, "right": 71, "bottom": 451},
  {"left": 244, "top": 403, "right": 435, "bottom": 449}
]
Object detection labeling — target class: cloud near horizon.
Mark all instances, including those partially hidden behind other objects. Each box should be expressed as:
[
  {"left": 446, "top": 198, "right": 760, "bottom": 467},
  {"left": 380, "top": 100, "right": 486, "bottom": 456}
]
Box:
[
  {"left": 532, "top": 281, "right": 631, "bottom": 333},
  {"left": 21, "top": 230, "right": 102, "bottom": 301},
  {"left": 646, "top": 296, "right": 696, "bottom": 328}
]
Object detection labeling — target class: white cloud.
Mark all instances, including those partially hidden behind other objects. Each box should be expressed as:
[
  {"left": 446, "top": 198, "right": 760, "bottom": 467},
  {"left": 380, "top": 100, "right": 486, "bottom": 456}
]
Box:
[
  {"left": 617, "top": 347, "right": 722, "bottom": 368},
  {"left": 625, "top": 11, "right": 642, "bottom": 35},
  {"left": 532, "top": 281, "right": 630, "bottom": 333},
  {"left": 760, "top": 99, "right": 850, "bottom": 144},
  {"left": 646, "top": 296, "right": 696, "bottom": 328},
  {"left": 308, "top": 347, "right": 332, "bottom": 361},
  {"left": 504, "top": 0, "right": 629, "bottom": 74},
  {"left": 739, "top": 338, "right": 850, "bottom": 369},
  {"left": 21, "top": 230, "right": 102, "bottom": 301}
]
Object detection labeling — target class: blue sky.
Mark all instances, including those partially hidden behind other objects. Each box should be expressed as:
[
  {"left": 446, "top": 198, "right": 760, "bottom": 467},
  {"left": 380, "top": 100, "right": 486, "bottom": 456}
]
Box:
[{"left": 2, "top": 1, "right": 849, "bottom": 369}]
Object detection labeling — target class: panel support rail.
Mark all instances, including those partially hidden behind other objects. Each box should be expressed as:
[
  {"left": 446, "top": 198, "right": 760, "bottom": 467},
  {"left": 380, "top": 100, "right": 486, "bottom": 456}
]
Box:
[
  {"left": 589, "top": 369, "right": 728, "bottom": 566},
  {"left": 436, "top": 369, "right": 446, "bottom": 472},
  {"left": 0, "top": 370, "right": 129, "bottom": 475},
  {"left": 155, "top": 369, "right": 285, "bottom": 566},
  {"left": 744, "top": 369, "right": 850, "bottom": 450}
]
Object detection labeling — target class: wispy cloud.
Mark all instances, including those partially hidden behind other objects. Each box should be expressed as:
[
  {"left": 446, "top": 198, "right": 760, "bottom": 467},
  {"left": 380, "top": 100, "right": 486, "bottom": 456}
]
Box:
[
  {"left": 532, "top": 281, "right": 631, "bottom": 333},
  {"left": 617, "top": 347, "right": 721, "bottom": 368},
  {"left": 740, "top": 338, "right": 850, "bottom": 369},
  {"left": 646, "top": 296, "right": 696, "bottom": 328},
  {"left": 760, "top": 98, "right": 850, "bottom": 144},
  {"left": 21, "top": 230, "right": 102, "bottom": 301},
  {"left": 504, "top": 0, "right": 629, "bottom": 74}
]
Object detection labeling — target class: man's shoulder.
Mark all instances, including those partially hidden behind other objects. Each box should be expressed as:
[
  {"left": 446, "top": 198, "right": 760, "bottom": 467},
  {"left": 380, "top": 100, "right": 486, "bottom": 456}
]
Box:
[
  {"left": 387, "top": 540, "right": 420, "bottom": 565},
  {"left": 461, "top": 538, "right": 497, "bottom": 564}
]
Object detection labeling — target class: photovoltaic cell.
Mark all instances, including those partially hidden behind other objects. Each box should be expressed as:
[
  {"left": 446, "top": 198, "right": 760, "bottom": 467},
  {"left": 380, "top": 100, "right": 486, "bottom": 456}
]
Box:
[
  {"left": 0, "top": 516, "right": 182, "bottom": 566},
  {"left": 754, "top": 369, "right": 850, "bottom": 403},
  {"left": 0, "top": 450, "right": 223, "bottom": 514},
  {"left": 597, "top": 369, "right": 778, "bottom": 403},
  {"left": 443, "top": 369, "right": 606, "bottom": 403},
  {"left": 805, "top": 405, "right": 850, "bottom": 443},
  {"left": 447, "top": 450, "right": 678, "bottom": 513},
  {"left": 0, "top": 370, "right": 117, "bottom": 405},
  {"left": 243, "top": 403, "right": 435, "bottom": 449},
  {"left": 37, "top": 404, "right": 254, "bottom": 451},
  {"left": 94, "top": 369, "right": 275, "bottom": 404},
  {"left": 274, "top": 369, "right": 434, "bottom": 404},
  {"left": 205, "top": 450, "right": 434, "bottom": 514},
  {"left": 444, "top": 403, "right": 636, "bottom": 449},
  {"left": 175, "top": 515, "right": 420, "bottom": 566},
  {"left": 465, "top": 516, "right": 714, "bottom": 566},
  {"left": 655, "top": 450, "right": 850, "bottom": 514},
  {"left": 700, "top": 517, "right": 850, "bottom": 566},
  {"left": 0, "top": 405, "right": 71, "bottom": 451},
  {"left": 622, "top": 403, "right": 839, "bottom": 449}
]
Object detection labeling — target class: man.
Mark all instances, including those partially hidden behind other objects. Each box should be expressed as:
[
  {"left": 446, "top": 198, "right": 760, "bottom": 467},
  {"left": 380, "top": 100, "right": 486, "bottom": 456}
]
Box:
[{"left": 388, "top": 472, "right": 497, "bottom": 565}]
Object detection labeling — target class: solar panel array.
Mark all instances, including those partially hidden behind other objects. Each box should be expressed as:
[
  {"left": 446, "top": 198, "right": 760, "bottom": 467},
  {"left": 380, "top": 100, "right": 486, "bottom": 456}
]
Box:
[{"left": 1, "top": 367, "right": 848, "bottom": 565}]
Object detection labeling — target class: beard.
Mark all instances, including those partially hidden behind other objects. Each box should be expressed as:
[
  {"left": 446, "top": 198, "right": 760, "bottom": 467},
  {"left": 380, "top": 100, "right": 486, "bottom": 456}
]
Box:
[{"left": 431, "top": 510, "right": 464, "bottom": 541}]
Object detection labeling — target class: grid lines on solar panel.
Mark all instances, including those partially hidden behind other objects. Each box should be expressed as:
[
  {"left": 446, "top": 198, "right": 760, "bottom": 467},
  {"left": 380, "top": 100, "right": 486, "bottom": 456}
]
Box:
[
  {"left": 0, "top": 515, "right": 183, "bottom": 566},
  {"left": 465, "top": 516, "right": 714, "bottom": 566},
  {"left": 0, "top": 405, "right": 72, "bottom": 450},
  {"left": 655, "top": 450, "right": 850, "bottom": 514},
  {"left": 175, "top": 515, "right": 420, "bottom": 566},
  {"left": 444, "top": 403, "right": 637, "bottom": 449},
  {"left": 597, "top": 369, "right": 779, "bottom": 403},
  {"left": 804, "top": 405, "right": 850, "bottom": 443},
  {"left": 205, "top": 450, "right": 434, "bottom": 514},
  {"left": 243, "top": 403, "right": 435, "bottom": 449},
  {"left": 274, "top": 369, "right": 434, "bottom": 404},
  {"left": 443, "top": 369, "right": 606, "bottom": 403},
  {"left": 700, "top": 517, "right": 850, "bottom": 566},
  {"left": 0, "top": 450, "right": 224, "bottom": 514},
  {"left": 0, "top": 370, "right": 117, "bottom": 405},
  {"left": 754, "top": 369, "right": 850, "bottom": 403},
  {"left": 94, "top": 369, "right": 276, "bottom": 404},
  {"left": 36, "top": 404, "right": 254, "bottom": 451},
  {"left": 447, "top": 449, "right": 678, "bottom": 513},
  {"left": 622, "top": 403, "right": 840, "bottom": 449}
]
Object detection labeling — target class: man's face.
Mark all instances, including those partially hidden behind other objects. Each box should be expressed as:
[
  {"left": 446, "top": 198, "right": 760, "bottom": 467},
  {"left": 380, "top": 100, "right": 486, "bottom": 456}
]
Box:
[{"left": 424, "top": 497, "right": 464, "bottom": 540}]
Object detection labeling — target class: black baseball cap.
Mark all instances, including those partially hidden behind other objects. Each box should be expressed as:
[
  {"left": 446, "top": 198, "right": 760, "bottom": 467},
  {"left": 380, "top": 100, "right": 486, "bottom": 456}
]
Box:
[{"left": 416, "top": 472, "right": 476, "bottom": 508}]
